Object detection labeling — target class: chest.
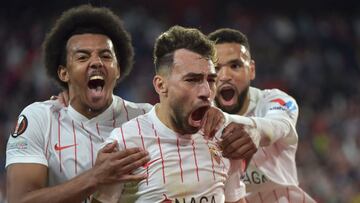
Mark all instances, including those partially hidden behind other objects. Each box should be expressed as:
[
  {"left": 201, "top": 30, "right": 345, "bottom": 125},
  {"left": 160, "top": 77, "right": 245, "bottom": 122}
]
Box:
[
  {"left": 45, "top": 114, "right": 121, "bottom": 183},
  {"left": 121, "top": 132, "right": 231, "bottom": 202}
]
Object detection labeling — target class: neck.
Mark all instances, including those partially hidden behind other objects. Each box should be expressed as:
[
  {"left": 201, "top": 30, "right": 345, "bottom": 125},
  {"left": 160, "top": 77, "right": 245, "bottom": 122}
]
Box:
[
  {"left": 237, "top": 91, "right": 250, "bottom": 116},
  {"left": 68, "top": 89, "right": 112, "bottom": 119},
  {"left": 155, "top": 103, "right": 184, "bottom": 134}
]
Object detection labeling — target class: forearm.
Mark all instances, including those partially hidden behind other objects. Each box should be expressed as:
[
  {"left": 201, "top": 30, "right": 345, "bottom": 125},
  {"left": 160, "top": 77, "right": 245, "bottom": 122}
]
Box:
[
  {"left": 251, "top": 116, "right": 297, "bottom": 146},
  {"left": 15, "top": 170, "right": 97, "bottom": 203},
  {"left": 224, "top": 113, "right": 297, "bottom": 147}
]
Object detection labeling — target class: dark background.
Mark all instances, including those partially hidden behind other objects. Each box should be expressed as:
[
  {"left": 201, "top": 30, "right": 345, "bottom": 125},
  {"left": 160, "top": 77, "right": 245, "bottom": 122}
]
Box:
[{"left": 1, "top": 0, "right": 360, "bottom": 202}]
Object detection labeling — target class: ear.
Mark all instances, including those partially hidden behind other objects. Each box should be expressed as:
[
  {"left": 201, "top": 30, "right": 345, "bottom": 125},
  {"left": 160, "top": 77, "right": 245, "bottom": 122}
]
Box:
[
  {"left": 58, "top": 65, "right": 70, "bottom": 83},
  {"left": 153, "top": 75, "right": 168, "bottom": 96},
  {"left": 115, "top": 65, "right": 120, "bottom": 80},
  {"left": 249, "top": 59, "right": 256, "bottom": 80}
]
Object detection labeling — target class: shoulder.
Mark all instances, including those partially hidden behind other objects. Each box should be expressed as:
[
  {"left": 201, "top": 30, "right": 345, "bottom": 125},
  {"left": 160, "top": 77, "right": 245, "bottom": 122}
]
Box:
[
  {"left": 114, "top": 96, "right": 153, "bottom": 111},
  {"left": 256, "top": 88, "right": 297, "bottom": 104},
  {"left": 21, "top": 100, "right": 64, "bottom": 117},
  {"left": 122, "top": 112, "right": 152, "bottom": 132},
  {"left": 255, "top": 88, "right": 299, "bottom": 115},
  {"left": 124, "top": 100, "right": 153, "bottom": 112}
]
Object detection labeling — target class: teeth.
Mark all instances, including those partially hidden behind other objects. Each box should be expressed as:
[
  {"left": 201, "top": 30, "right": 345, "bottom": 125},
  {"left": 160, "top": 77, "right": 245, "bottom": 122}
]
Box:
[
  {"left": 96, "top": 86, "right": 102, "bottom": 92},
  {"left": 89, "top": 75, "right": 104, "bottom": 80}
]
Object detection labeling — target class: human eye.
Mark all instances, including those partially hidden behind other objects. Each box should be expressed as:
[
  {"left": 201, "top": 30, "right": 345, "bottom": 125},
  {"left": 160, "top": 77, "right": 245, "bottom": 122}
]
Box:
[
  {"left": 230, "top": 62, "right": 243, "bottom": 69},
  {"left": 208, "top": 77, "right": 216, "bottom": 83},
  {"left": 214, "top": 65, "right": 221, "bottom": 72},
  {"left": 101, "top": 52, "right": 113, "bottom": 60},
  {"left": 186, "top": 78, "right": 199, "bottom": 83},
  {"left": 76, "top": 53, "right": 89, "bottom": 62}
]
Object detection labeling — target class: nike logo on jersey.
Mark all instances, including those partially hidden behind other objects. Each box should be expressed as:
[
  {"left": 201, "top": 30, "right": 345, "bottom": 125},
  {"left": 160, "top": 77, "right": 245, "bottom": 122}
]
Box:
[
  {"left": 143, "top": 158, "right": 161, "bottom": 168},
  {"left": 54, "top": 143, "right": 78, "bottom": 151}
]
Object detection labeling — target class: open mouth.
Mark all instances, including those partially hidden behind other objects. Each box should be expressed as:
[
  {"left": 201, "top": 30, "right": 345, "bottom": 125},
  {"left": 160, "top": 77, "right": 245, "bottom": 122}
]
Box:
[
  {"left": 220, "top": 87, "right": 235, "bottom": 101},
  {"left": 188, "top": 105, "right": 210, "bottom": 128},
  {"left": 88, "top": 75, "right": 105, "bottom": 91}
]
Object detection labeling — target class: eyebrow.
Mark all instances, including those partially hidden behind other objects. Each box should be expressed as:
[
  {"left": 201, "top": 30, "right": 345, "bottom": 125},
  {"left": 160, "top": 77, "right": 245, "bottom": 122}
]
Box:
[
  {"left": 72, "top": 48, "right": 112, "bottom": 55},
  {"left": 183, "top": 72, "right": 217, "bottom": 78},
  {"left": 216, "top": 59, "right": 244, "bottom": 67}
]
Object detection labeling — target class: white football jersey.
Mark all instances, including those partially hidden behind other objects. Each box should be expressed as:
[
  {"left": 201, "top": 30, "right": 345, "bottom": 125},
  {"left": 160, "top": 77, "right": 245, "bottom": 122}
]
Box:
[
  {"left": 240, "top": 87, "right": 315, "bottom": 202},
  {"left": 100, "top": 106, "right": 246, "bottom": 203},
  {"left": 6, "top": 95, "right": 152, "bottom": 202}
]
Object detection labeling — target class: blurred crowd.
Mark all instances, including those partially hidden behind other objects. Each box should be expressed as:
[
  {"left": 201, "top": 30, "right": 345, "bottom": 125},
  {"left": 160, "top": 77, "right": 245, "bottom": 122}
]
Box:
[{"left": 1, "top": 1, "right": 360, "bottom": 202}]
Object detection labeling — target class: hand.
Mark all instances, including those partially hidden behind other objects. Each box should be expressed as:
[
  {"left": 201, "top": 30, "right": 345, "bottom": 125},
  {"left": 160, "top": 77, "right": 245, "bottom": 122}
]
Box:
[
  {"left": 202, "top": 107, "right": 225, "bottom": 140},
  {"left": 92, "top": 141, "right": 150, "bottom": 185},
  {"left": 220, "top": 122, "right": 257, "bottom": 161},
  {"left": 50, "top": 90, "right": 69, "bottom": 106}
]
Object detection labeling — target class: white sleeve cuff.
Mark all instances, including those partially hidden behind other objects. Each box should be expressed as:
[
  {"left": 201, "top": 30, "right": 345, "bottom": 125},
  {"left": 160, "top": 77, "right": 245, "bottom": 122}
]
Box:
[{"left": 5, "top": 155, "right": 48, "bottom": 168}]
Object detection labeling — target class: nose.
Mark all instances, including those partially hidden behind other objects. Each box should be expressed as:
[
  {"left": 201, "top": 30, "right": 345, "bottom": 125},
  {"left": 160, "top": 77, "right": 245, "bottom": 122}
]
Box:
[
  {"left": 90, "top": 56, "right": 104, "bottom": 69},
  {"left": 198, "top": 81, "right": 213, "bottom": 102},
  {"left": 218, "top": 66, "right": 231, "bottom": 82}
]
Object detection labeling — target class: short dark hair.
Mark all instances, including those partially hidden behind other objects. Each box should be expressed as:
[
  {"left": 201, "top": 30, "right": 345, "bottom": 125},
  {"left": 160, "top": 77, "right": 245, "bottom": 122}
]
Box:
[
  {"left": 208, "top": 28, "right": 250, "bottom": 52},
  {"left": 153, "top": 25, "right": 216, "bottom": 74},
  {"left": 42, "top": 5, "right": 134, "bottom": 89}
]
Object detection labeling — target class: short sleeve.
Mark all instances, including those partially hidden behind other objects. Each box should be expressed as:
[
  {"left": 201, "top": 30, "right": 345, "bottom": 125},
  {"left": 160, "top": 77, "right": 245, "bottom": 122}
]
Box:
[{"left": 6, "top": 103, "right": 50, "bottom": 167}]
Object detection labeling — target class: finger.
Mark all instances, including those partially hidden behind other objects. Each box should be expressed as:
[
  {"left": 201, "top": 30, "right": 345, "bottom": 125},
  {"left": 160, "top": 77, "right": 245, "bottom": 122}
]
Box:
[
  {"left": 117, "top": 173, "right": 148, "bottom": 182},
  {"left": 222, "top": 123, "right": 247, "bottom": 141},
  {"left": 221, "top": 128, "right": 248, "bottom": 147},
  {"left": 100, "top": 141, "right": 118, "bottom": 153},
  {"left": 203, "top": 111, "right": 215, "bottom": 139},
  {"left": 203, "top": 109, "right": 224, "bottom": 139},
  {"left": 224, "top": 145, "right": 257, "bottom": 160},
  {"left": 222, "top": 136, "right": 251, "bottom": 156},
  {"left": 111, "top": 147, "right": 147, "bottom": 160},
  {"left": 223, "top": 138, "right": 255, "bottom": 158},
  {"left": 115, "top": 155, "right": 151, "bottom": 174}
]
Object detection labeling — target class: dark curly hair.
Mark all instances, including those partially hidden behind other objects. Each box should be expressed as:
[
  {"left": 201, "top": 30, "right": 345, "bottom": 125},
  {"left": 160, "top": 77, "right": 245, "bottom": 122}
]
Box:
[
  {"left": 208, "top": 28, "right": 250, "bottom": 52},
  {"left": 42, "top": 5, "right": 134, "bottom": 89},
  {"left": 153, "top": 25, "right": 216, "bottom": 74}
]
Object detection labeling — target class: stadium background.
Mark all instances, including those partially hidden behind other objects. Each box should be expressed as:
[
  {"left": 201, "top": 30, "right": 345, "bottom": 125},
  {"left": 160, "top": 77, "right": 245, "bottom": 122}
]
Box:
[{"left": 1, "top": 0, "right": 360, "bottom": 202}]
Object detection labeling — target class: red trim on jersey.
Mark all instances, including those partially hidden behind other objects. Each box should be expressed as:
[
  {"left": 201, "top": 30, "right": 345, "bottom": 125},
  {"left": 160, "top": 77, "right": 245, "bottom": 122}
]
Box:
[
  {"left": 112, "top": 108, "right": 116, "bottom": 128},
  {"left": 45, "top": 117, "right": 52, "bottom": 159},
  {"left": 122, "top": 99, "right": 129, "bottom": 121},
  {"left": 206, "top": 140, "right": 216, "bottom": 181},
  {"left": 120, "top": 126, "right": 127, "bottom": 149},
  {"left": 273, "top": 189, "right": 279, "bottom": 202},
  {"left": 136, "top": 118, "right": 146, "bottom": 150},
  {"left": 191, "top": 139, "right": 200, "bottom": 182},
  {"left": 72, "top": 120, "right": 78, "bottom": 174},
  {"left": 81, "top": 122, "right": 94, "bottom": 167},
  {"left": 96, "top": 123, "right": 104, "bottom": 142},
  {"left": 287, "top": 187, "right": 291, "bottom": 203},
  {"left": 176, "top": 138, "right": 184, "bottom": 183},
  {"left": 57, "top": 112, "right": 62, "bottom": 173},
  {"left": 153, "top": 126, "right": 166, "bottom": 184},
  {"left": 258, "top": 192, "right": 264, "bottom": 203},
  {"left": 157, "top": 136, "right": 166, "bottom": 184}
]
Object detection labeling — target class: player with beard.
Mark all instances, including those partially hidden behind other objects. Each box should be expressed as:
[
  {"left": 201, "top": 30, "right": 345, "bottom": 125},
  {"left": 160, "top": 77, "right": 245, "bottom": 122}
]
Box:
[
  {"left": 5, "top": 5, "right": 152, "bottom": 203},
  {"left": 92, "top": 26, "right": 247, "bottom": 203},
  {"left": 208, "top": 28, "right": 315, "bottom": 202}
]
